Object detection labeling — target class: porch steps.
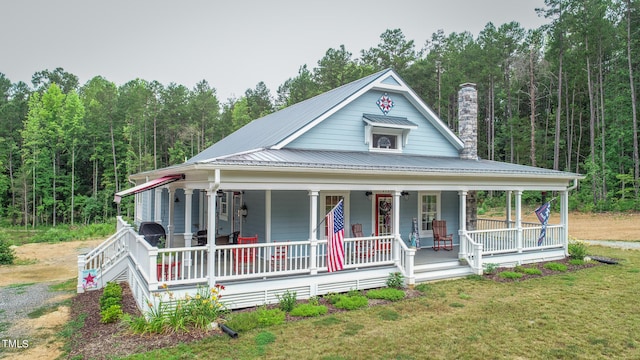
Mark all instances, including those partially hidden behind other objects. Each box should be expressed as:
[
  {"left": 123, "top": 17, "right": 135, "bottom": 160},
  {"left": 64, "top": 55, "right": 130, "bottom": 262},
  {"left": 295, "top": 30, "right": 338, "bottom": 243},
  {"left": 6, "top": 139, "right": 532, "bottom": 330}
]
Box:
[{"left": 413, "top": 260, "right": 475, "bottom": 283}]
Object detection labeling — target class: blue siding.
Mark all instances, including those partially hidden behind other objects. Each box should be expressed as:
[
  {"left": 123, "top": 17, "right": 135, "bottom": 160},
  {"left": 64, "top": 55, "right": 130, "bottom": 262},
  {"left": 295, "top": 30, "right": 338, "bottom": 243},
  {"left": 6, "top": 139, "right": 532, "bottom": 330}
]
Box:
[
  {"left": 287, "top": 90, "right": 459, "bottom": 157},
  {"left": 270, "top": 191, "right": 309, "bottom": 242},
  {"left": 348, "top": 192, "right": 373, "bottom": 236},
  {"left": 381, "top": 76, "right": 401, "bottom": 86},
  {"left": 241, "top": 191, "right": 266, "bottom": 241}
]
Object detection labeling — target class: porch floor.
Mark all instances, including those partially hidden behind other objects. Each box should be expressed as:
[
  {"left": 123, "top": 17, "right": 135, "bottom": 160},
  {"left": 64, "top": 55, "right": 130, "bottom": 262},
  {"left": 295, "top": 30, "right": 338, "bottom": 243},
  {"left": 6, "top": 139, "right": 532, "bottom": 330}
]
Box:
[{"left": 414, "top": 245, "right": 460, "bottom": 265}]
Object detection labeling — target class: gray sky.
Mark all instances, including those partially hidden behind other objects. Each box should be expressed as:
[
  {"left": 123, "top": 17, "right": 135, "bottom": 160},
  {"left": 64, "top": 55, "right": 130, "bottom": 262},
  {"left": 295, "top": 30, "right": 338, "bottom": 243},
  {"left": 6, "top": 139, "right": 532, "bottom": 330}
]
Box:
[{"left": 1, "top": 0, "right": 548, "bottom": 101}]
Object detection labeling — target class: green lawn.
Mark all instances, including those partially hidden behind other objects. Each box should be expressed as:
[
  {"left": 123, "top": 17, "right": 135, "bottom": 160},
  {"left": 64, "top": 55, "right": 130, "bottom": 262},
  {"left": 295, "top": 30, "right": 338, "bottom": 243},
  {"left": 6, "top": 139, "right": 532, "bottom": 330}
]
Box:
[{"left": 120, "top": 245, "right": 640, "bottom": 359}]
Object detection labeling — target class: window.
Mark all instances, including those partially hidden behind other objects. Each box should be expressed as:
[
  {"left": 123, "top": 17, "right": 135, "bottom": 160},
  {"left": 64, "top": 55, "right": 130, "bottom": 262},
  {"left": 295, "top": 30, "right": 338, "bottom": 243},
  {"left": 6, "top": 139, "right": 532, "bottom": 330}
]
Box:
[
  {"left": 372, "top": 133, "right": 398, "bottom": 150},
  {"left": 363, "top": 114, "right": 417, "bottom": 153},
  {"left": 418, "top": 192, "right": 441, "bottom": 237},
  {"left": 320, "top": 192, "right": 348, "bottom": 239},
  {"left": 219, "top": 192, "right": 229, "bottom": 221}
]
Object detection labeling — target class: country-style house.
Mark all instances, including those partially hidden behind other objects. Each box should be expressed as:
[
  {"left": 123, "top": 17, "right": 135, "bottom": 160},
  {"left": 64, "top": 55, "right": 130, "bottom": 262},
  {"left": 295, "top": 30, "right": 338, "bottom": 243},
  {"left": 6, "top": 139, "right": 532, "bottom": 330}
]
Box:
[{"left": 78, "top": 69, "right": 582, "bottom": 311}]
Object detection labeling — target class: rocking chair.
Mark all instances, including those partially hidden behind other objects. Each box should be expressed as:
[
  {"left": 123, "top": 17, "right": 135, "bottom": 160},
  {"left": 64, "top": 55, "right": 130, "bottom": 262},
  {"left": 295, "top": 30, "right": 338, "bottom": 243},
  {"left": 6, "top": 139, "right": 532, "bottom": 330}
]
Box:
[
  {"left": 233, "top": 235, "right": 258, "bottom": 273},
  {"left": 432, "top": 219, "right": 453, "bottom": 251}
]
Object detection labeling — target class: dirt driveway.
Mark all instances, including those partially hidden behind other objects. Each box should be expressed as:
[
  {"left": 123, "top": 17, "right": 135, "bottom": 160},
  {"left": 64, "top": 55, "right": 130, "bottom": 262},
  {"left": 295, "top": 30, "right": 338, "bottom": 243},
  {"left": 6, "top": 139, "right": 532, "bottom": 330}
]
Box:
[{"left": 0, "top": 239, "right": 103, "bottom": 359}]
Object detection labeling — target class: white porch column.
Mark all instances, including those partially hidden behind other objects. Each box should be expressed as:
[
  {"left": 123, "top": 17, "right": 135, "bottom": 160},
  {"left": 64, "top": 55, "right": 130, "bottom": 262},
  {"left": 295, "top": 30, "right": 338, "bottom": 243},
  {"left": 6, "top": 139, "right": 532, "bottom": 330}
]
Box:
[
  {"left": 183, "top": 189, "right": 194, "bottom": 247},
  {"left": 206, "top": 187, "right": 218, "bottom": 288},
  {"left": 515, "top": 190, "right": 523, "bottom": 253},
  {"left": 458, "top": 190, "right": 467, "bottom": 257},
  {"left": 167, "top": 188, "right": 174, "bottom": 248},
  {"left": 309, "top": 191, "right": 319, "bottom": 275},
  {"left": 506, "top": 190, "right": 512, "bottom": 227},
  {"left": 393, "top": 190, "right": 401, "bottom": 265},
  {"left": 182, "top": 189, "right": 194, "bottom": 268},
  {"left": 265, "top": 190, "right": 272, "bottom": 243},
  {"left": 561, "top": 189, "right": 569, "bottom": 256},
  {"left": 154, "top": 188, "right": 162, "bottom": 223}
]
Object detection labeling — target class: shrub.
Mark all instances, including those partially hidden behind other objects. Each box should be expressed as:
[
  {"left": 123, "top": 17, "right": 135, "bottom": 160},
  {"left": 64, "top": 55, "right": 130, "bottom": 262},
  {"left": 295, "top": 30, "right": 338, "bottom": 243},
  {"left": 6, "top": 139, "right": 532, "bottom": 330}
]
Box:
[
  {"left": 568, "top": 241, "right": 588, "bottom": 260},
  {"left": 0, "top": 234, "right": 16, "bottom": 265},
  {"left": 101, "top": 304, "right": 123, "bottom": 323},
  {"left": 484, "top": 263, "right": 499, "bottom": 274},
  {"left": 521, "top": 268, "right": 543, "bottom": 275},
  {"left": 386, "top": 272, "right": 404, "bottom": 289},
  {"left": 333, "top": 294, "right": 368, "bottom": 310},
  {"left": 256, "top": 307, "right": 285, "bottom": 327},
  {"left": 544, "top": 262, "right": 568, "bottom": 272},
  {"left": 276, "top": 290, "right": 297, "bottom": 313},
  {"left": 569, "top": 259, "right": 585, "bottom": 266},
  {"left": 290, "top": 303, "right": 328, "bottom": 317},
  {"left": 130, "top": 284, "right": 227, "bottom": 334},
  {"left": 366, "top": 288, "right": 406, "bottom": 302},
  {"left": 224, "top": 311, "right": 259, "bottom": 333},
  {"left": 498, "top": 271, "right": 524, "bottom": 279}
]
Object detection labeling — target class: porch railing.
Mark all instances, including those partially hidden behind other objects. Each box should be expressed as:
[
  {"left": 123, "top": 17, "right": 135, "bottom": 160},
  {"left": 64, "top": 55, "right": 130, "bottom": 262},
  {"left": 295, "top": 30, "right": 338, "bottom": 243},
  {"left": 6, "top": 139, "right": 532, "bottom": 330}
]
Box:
[
  {"left": 460, "top": 233, "right": 483, "bottom": 274},
  {"left": 468, "top": 224, "right": 564, "bottom": 256},
  {"left": 475, "top": 218, "right": 542, "bottom": 230}
]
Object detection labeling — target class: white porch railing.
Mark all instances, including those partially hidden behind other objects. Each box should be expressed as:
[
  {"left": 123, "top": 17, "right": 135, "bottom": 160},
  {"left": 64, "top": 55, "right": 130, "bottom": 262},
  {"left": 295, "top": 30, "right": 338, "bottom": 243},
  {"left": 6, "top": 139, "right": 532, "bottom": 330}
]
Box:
[{"left": 460, "top": 233, "right": 483, "bottom": 274}]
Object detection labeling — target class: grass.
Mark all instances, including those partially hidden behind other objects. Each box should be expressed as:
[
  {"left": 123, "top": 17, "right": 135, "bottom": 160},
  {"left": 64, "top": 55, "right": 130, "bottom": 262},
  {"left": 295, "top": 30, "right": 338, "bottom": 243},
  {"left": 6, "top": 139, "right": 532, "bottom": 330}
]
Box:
[{"left": 116, "top": 245, "right": 640, "bottom": 359}]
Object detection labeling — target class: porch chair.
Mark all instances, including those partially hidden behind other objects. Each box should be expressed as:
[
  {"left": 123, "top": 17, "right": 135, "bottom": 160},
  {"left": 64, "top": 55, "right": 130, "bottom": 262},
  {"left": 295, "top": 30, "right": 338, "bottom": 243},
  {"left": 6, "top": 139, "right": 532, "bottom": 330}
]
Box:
[
  {"left": 270, "top": 241, "right": 288, "bottom": 271},
  {"left": 432, "top": 219, "right": 453, "bottom": 251},
  {"left": 233, "top": 235, "right": 258, "bottom": 273},
  {"left": 352, "top": 224, "right": 376, "bottom": 259},
  {"left": 193, "top": 229, "right": 207, "bottom": 246}
]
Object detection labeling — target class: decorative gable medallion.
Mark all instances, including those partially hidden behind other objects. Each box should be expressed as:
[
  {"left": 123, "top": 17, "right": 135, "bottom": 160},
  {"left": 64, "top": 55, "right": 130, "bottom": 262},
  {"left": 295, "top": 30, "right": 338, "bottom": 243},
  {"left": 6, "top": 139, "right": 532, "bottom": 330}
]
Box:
[{"left": 376, "top": 93, "right": 394, "bottom": 115}]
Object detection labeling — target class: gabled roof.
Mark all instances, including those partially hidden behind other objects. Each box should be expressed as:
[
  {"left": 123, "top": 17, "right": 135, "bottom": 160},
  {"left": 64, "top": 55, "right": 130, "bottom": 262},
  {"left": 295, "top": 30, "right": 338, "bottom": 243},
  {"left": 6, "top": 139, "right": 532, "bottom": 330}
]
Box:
[{"left": 186, "top": 69, "right": 462, "bottom": 164}]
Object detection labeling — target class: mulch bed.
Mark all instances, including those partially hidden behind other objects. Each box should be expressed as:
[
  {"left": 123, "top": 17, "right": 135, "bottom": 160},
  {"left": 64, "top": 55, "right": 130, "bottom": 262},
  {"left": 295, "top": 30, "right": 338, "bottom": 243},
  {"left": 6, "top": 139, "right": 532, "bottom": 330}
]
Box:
[
  {"left": 67, "top": 257, "right": 605, "bottom": 359},
  {"left": 67, "top": 283, "right": 223, "bottom": 360},
  {"left": 482, "top": 257, "right": 603, "bottom": 282}
]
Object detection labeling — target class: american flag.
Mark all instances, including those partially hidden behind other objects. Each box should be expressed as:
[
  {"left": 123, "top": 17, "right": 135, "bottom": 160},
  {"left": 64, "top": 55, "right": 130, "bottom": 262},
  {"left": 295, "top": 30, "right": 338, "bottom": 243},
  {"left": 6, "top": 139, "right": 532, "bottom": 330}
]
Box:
[
  {"left": 326, "top": 200, "right": 345, "bottom": 272},
  {"left": 534, "top": 202, "right": 551, "bottom": 246}
]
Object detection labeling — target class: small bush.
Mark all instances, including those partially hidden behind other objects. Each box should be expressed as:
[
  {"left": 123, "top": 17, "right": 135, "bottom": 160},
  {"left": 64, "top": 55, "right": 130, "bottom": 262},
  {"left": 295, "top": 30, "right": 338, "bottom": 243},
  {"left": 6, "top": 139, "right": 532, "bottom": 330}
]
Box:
[
  {"left": 276, "top": 290, "right": 297, "bottom": 313},
  {"left": 484, "top": 263, "right": 499, "bottom": 274},
  {"left": 333, "top": 294, "right": 368, "bottom": 310},
  {"left": 256, "top": 307, "right": 285, "bottom": 327},
  {"left": 366, "top": 288, "right": 406, "bottom": 302},
  {"left": 498, "top": 271, "right": 524, "bottom": 279},
  {"left": 324, "top": 292, "right": 340, "bottom": 305},
  {"left": 386, "top": 272, "right": 404, "bottom": 289},
  {"left": 101, "top": 304, "right": 123, "bottom": 323},
  {"left": 569, "top": 259, "right": 585, "bottom": 266},
  {"left": 224, "top": 311, "right": 259, "bottom": 333},
  {"left": 544, "top": 262, "right": 568, "bottom": 272},
  {"left": 289, "top": 303, "right": 328, "bottom": 317},
  {"left": 568, "top": 241, "right": 588, "bottom": 260},
  {"left": 0, "top": 234, "right": 16, "bottom": 265},
  {"left": 521, "top": 268, "right": 543, "bottom": 275}
]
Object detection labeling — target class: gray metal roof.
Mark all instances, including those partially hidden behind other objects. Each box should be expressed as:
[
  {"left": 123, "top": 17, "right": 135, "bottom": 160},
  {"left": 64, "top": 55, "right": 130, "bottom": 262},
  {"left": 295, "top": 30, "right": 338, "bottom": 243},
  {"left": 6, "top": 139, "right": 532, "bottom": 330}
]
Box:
[
  {"left": 186, "top": 69, "right": 391, "bottom": 163},
  {"left": 197, "top": 148, "right": 580, "bottom": 178},
  {"left": 362, "top": 113, "right": 417, "bottom": 128}
]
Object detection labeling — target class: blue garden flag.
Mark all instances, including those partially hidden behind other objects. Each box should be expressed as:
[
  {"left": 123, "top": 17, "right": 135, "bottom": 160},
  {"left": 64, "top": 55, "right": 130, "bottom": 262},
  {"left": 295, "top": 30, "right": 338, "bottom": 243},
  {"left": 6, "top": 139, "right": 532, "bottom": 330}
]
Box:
[{"left": 534, "top": 202, "right": 551, "bottom": 246}]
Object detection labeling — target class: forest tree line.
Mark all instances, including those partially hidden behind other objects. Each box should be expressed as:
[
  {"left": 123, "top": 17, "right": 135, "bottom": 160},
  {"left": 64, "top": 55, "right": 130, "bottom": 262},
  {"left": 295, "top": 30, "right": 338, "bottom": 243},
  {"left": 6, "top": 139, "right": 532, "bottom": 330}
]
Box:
[{"left": 1, "top": 0, "right": 639, "bottom": 227}]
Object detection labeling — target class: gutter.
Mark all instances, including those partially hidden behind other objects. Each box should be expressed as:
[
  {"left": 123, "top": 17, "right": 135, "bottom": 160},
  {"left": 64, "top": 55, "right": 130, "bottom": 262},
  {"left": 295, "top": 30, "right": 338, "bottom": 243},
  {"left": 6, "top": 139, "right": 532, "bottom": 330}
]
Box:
[{"left": 567, "top": 178, "right": 579, "bottom": 191}]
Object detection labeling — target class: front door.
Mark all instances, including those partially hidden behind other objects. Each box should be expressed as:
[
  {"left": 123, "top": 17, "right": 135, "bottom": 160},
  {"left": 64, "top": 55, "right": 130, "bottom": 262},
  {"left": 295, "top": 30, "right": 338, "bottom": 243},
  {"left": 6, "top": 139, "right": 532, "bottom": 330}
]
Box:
[{"left": 375, "top": 194, "right": 393, "bottom": 236}]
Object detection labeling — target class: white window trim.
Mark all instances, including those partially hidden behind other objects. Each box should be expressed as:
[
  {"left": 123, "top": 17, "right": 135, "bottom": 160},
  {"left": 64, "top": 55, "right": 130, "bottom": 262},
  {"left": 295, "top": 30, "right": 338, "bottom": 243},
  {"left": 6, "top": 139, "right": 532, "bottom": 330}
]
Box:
[
  {"left": 319, "top": 191, "right": 350, "bottom": 239},
  {"left": 418, "top": 191, "right": 441, "bottom": 238},
  {"left": 366, "top": 127, "right": 404, "bottom": 153},
  {"left": 219, "top": 192, "right": 229, "bottom": 221}
]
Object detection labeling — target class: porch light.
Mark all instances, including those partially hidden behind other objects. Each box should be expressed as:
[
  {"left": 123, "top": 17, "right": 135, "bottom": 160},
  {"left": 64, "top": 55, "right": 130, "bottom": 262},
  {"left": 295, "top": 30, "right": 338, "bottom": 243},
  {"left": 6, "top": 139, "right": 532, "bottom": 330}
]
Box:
[
  {"left": 401, "top": 191, "right": 409, "bottom": 200},
  {"left": 240, "top": 203, "right": 248, "bottom": 218},
  {"left": 365, "top": 191, "right": 373, "bottom": 200}
]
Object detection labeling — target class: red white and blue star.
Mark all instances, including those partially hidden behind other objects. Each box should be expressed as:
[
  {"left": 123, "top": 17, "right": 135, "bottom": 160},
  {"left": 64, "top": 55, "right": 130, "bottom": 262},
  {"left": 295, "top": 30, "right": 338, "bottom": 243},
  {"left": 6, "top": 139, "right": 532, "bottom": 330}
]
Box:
[{"left": 376, "top": 93, "right": 394, "bottom": 115}]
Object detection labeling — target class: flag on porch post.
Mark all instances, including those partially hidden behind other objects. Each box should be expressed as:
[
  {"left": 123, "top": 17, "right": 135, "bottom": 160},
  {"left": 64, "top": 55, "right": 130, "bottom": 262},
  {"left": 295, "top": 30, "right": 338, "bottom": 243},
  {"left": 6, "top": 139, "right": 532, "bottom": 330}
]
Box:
[
  {"left": 534, "top": 202, "right": 551, "bottom": 246},
  {"left": 326, "top": 199, "right": 345, "bottom": 272}
]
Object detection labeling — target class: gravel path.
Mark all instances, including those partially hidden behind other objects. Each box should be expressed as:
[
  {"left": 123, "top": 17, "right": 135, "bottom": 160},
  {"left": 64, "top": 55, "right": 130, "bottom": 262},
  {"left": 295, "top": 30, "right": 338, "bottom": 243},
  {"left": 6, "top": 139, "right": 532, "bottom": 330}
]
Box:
[
  {"left": 0, "top": 281, "right": 67, "bottom": 339},
  {"left": 581, "top": 240, "right": 640, "bottom": 250}
]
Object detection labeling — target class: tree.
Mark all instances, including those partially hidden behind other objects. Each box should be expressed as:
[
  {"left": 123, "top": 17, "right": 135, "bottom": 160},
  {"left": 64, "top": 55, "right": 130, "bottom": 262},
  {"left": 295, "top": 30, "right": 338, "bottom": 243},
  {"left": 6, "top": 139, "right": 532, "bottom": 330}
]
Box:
[{"left": 360, "top": 29, "right": 419, "bottom": 74}]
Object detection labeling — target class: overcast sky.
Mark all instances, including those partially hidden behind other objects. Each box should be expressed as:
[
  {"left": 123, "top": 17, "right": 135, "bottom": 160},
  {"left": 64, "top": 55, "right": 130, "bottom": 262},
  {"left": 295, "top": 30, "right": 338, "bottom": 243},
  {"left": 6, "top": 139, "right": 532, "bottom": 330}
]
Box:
[{"left": 1, "top": 0, "right": 549, "bottom": 101}]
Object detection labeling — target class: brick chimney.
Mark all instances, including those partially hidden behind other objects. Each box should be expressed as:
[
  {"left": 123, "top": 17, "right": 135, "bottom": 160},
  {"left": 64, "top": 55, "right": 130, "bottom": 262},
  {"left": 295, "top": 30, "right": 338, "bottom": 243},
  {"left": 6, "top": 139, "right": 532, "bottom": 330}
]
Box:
[{"left": 458, "top": 83, "right": 478, "bottom": 160}]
